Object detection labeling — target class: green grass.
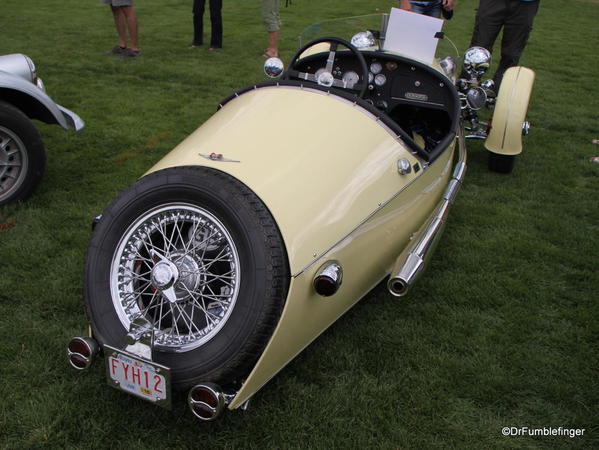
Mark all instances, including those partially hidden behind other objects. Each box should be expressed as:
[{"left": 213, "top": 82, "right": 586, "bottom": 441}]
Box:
[{"left": 1, "top": 0, "right": 598, "bottom": 448}]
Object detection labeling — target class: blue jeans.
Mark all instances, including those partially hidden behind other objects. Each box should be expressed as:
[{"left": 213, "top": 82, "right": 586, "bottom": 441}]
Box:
[{"left": 410, "top": 0, "right": 442, "bottom": 18}]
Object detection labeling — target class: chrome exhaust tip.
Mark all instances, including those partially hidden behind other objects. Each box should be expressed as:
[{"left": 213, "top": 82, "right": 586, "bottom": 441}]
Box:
[
  {"left": 188, "top": 383, "right": 229, "bottom": 421},
  {"left": 387, "top": 277, "right": 409, "bottom": 297},
  {"left": 313, "top": 261, "right": 343, "bottom": 297},
  {"left": 67, "top": 336, "right": 99, "bottom": 371}
]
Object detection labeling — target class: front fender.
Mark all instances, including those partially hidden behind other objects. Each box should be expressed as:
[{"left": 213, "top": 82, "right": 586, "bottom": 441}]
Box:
[
  {"left": 0, "top": 70, "right": 84, "bottom": 131},
  {"left": 485, "top": 66, "right": 535, "bottom": 156}
]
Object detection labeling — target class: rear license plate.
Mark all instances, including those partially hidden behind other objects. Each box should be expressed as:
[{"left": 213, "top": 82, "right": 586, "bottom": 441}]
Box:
[{"left": 105, "top": 345, "right": 171, "bottom": 409}]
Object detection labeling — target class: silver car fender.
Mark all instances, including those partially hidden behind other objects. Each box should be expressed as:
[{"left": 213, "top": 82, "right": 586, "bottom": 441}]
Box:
[{"left": 0, "top": 54, "right": 83, "bottom": 131}]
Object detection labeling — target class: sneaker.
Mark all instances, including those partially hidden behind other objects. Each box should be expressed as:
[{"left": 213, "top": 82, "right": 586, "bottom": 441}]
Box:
[
  {"left": 122, "top": 48, "right": 141, "bottom": 58},
  {"left": 106, "top": 45, "right": 127, "bottom": 55}
]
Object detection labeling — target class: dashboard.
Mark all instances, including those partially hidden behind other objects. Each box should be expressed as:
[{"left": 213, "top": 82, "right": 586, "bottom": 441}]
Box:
[
  {"left": 291, "top": 50, "right": 460, "bottom": 159},
  {"left": 292, "top": 50, "right": 457, "bottom": 116}
]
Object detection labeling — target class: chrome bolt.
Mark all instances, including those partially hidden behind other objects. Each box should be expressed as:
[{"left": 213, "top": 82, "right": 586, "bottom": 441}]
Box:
[{"left": 397, "top": 158, "right": 412, "bottom": 175}]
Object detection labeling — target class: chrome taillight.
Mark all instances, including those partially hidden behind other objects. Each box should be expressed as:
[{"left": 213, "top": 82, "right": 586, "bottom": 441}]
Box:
[
  {"left": 188, "top": 383, "right": 229, "bottom": 421},
  {"left": 67, "top": 336, "right": 99, "bottom": 370}
]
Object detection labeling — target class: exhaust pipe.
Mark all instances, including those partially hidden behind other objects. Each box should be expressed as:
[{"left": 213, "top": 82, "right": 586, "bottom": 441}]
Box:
[
  {"left": 388, "top": 130, "right": 467, "bottom": 297},
  {"left": 387, "top": 201, "right": 450, "bottom": 297},
  {"left": 188, "top": 383, "right": 234, "bottom": 421},
  {"left": 67, "top": 336, "right": 99, "bottom": 370}
]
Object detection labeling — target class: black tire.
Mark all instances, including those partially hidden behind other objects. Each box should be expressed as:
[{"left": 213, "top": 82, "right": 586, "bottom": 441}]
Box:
[
  {"left": 488, "top": 151, "right": 516, "bottom": 174},
  {"left": 0, "top": 101, "right": 46, "bottom": 205},
  {"left": 85, "top": 166, "right": 290, "bottom": 390}
]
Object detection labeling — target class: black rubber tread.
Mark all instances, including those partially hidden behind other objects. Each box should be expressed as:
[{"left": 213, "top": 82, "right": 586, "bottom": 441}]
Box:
[
  {"left": 0, "top": 100, "right": 46, "bottom": 205},
  {"left": 488, "top": 151, "right": 516, "bottom": 174},
  {"left": 85, "top": 166, "right": 290, "bottom": 390}
]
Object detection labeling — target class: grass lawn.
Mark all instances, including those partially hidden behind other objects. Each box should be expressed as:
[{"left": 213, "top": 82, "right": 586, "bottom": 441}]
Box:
[{"left": 0, "top": 0, "right": 597, "bottom": 448}]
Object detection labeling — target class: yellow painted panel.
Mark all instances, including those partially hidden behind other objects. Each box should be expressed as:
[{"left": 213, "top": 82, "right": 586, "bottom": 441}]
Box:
[
  {"left": 299, "top": 42, "right": 331, "bottom": 59},
  {"left": 485, "top": 66, "right": 535, "bottom": 155},
  {"left": 148, "top": 87, "right": 421, "bottom": 275},
  {"left": 229, "top": 144, "right": 454, "bottom": 409}
]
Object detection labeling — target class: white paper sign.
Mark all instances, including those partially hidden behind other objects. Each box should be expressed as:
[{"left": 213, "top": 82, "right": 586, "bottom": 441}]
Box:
[{"left": 383, "top": 7, "right": 444, "bottom": 64}]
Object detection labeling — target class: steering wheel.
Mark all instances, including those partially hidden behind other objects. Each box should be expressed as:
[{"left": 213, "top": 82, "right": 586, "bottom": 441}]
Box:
[{"left": 283, "top": 37, "right": 370, "bottom": 98}]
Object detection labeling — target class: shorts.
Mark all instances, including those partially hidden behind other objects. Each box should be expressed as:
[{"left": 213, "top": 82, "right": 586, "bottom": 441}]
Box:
[
  {"left": 262, "top": 0, "right": 281, "bottom": 32},
  {"left": 102, "top": 0, "right": 133, "bottom": 6}
]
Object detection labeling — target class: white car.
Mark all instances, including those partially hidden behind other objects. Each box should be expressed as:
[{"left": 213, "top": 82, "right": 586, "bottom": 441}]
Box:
[{"left": 0, "top": 53, "right": 84, "bottom": 205}]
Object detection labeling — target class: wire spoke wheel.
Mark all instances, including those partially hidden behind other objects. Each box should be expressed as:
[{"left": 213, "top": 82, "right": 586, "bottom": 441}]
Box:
[
  {"left": 111, "top": 203, "right": 240, "bottom": 352},
  {"left": 86, "top": 167, "right": 289, "bottom": 389}
]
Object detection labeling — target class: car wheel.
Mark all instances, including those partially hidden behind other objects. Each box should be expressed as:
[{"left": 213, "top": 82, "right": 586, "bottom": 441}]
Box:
[
  {"left": 488, "top": 151, "right": 516, "bottom": 174},
  {"left": 0, "top": 101, "right": 46, "bottom": 205},
  {"left": 85, "top": 166, "right": 290, "bottom": 390}
]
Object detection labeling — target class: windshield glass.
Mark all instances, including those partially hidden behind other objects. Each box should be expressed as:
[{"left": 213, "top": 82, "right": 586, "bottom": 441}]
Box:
[{"left": 297, "top": 13, "right": 460, "bottom": 62}]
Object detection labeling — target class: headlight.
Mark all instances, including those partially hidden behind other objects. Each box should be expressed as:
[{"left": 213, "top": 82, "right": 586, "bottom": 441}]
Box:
[
  {"left": 438, "top": 56, "right": 456, "bottom": 80},
  {"left": 465, "top": 86, "right": 487, "bottom": 110},
  {"left": 23, "top": 55, "right": 37, "bottom": 82},
  {"left": 351, "top": 31, "right": 376, "bottom": 49},
  {"left": 463, "top": 46, "right": 491, "bottom": 77},
  {"left": 23, "top": 55, "right": 46, "bottom": 91}
]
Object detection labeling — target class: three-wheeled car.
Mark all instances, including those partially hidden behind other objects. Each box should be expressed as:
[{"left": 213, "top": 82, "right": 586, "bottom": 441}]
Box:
[{"left": 68, "top": 11, "right": 534, "bottom": 421}]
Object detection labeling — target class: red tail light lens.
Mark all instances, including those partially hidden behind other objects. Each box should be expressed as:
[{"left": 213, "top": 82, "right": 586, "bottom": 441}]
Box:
[
  {"left": 69, "top": 353, "right": 89, "bottom": 370},
  {"left": 191, "top": 387, "right": 219, "bottom": 408},
  {"left": 68, "top": 339, "right": 91, "bottom": 357},
  {"left": 188, "top": 384, "right": 226, "bottom": 421}
]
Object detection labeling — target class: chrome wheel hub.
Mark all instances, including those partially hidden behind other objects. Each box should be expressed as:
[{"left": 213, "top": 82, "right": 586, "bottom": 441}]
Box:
[
  {"left": 151, "top": 261, "right": 178, "bottom": 291},
  {"left": 110, "top": 203, "right": 240, "bottom": 352}
]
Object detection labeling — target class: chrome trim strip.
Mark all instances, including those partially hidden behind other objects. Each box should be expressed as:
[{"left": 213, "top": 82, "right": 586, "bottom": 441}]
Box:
[
  {"left": 293, "top": 139, "right": 455, "bottom": 277},
  {"left": 390, "top": 97, "right": 445, "bottom": 108}
]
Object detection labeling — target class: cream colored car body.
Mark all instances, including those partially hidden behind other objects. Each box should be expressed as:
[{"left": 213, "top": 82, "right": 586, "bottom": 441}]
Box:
[{"left": 147, "top": 86, "right": 456, "bottom": 408}]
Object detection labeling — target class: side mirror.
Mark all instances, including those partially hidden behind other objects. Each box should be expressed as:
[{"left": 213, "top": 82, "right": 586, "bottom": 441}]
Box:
[{"left": 264, "top": 57, "right": 284, "bottom": 78}]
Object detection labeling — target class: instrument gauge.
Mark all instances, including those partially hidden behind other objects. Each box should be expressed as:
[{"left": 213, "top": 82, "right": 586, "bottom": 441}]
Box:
[
  {"left": 315, "top": 68, "right": 327, "bottom": 79},
  {"left": 368, "top": 72, "right": 374, "bottom": 83},
  {"left": 370, "top": 62, "right": 383, "bottom": 74},
  {"left": 374, "top": 74, "right": 387, "bottom": 86},
  {"left": 342, "top": 71, "right": 359, "bottom": 88}
]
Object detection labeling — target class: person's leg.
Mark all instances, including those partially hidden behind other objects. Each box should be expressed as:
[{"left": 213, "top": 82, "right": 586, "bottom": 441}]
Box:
[
  {"left": 121, "top": 5, "right": 139, "bottom": 52},
  {"left": 262, "top": 0, "right": 280, "bottom": 57},
  {"left": 469, "top": 0, "right": 506, "bottom": 50},
  {"left": 209, "top": 0, "right": 223, "bottom": 48},
  {"left": 111, "top": 5, "right": 128, "bottom": 48},
  {"left": 266, "top": 30, "right": 279, "bottom": 57},
  {"left": 191, "top": 0, "right": 206, "bottom": 46},
  {"left": 494, "top": 0, "right": 539, "bottom": 86}
]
